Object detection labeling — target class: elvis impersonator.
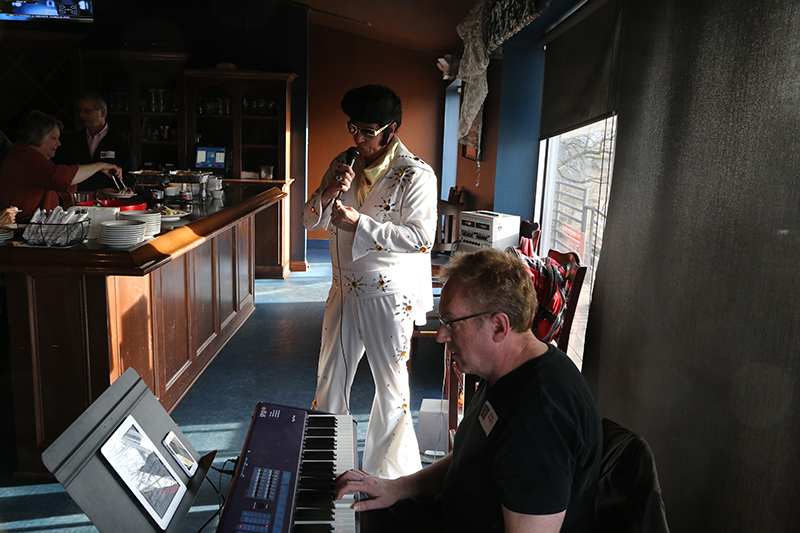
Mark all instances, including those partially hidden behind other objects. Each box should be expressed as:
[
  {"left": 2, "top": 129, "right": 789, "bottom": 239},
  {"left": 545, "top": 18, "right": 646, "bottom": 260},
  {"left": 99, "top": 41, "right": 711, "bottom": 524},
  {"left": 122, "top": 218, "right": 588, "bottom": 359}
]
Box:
[{"left": 302, "top": 85, "right": 438, "bottom": 478}]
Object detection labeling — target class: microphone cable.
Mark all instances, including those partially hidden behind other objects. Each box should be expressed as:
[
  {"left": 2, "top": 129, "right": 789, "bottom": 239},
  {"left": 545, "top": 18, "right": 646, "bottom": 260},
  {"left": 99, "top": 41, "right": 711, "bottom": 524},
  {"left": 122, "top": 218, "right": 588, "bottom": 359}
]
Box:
[
  {"left": 333, "top": 214, "right": 351, "bottom": 416},
  {"left": 331, "top": 147, "right": 359, "bottom": 417}
]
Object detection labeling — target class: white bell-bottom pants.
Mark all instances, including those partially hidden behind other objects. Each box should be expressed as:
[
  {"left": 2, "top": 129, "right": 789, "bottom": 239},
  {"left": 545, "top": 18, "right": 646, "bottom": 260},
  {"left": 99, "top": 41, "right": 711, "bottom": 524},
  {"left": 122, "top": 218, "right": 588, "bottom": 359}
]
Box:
[{"left": 313, "top": 287, "right": 423, "bottom": 479}]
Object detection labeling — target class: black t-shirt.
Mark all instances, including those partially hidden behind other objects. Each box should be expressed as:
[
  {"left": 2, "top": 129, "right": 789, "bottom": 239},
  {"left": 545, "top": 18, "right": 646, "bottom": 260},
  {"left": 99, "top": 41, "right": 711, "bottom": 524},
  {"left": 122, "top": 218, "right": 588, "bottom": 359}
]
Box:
[{"left": 441, "top": 344, "right": 602, "bottom": 532}]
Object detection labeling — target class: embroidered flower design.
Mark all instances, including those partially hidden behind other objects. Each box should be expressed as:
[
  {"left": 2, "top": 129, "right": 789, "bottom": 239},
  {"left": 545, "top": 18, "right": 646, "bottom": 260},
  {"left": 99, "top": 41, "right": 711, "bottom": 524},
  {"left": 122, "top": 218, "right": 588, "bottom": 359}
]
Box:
[
  {"left": 395, "top": 167, "right": 416, "bottom": 189},
  {"left": 373, "top": 273, "right": 392, "bottom": 292},
  {"left": 374, "top": 196, "right": 398, "bottom": 221},
  {"left": 393, "top": 334, "right": 409, "bottom": 363},
  {"left": 384, "top": 167, "right": 416, "bottom": 192},
  {"left": 412, "top": 242, "right": 432, "bottom": 253},
  {"left": 366, "top": 240, "right": 389, "bottom": 253},
  {"left": 395, "top": 295, "right": 415, "bottom": 320},
  {"left": 344, "top": 274, "right": 366, "bottom": 295}
]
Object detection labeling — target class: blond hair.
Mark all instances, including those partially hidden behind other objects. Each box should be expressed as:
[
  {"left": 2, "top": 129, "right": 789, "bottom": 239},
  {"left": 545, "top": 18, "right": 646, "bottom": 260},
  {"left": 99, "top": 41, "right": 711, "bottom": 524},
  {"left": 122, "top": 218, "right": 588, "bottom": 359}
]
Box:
[{"left": 440, "top": 248, "right": 537, "bottom": 333}]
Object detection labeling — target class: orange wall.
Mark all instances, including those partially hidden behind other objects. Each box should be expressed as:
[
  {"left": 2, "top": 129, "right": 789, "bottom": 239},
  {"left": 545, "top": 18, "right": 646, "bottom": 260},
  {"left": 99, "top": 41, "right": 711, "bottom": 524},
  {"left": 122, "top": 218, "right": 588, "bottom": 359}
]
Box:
[{"left": 307, "top": 24, "right": 446, "bottom": 240}]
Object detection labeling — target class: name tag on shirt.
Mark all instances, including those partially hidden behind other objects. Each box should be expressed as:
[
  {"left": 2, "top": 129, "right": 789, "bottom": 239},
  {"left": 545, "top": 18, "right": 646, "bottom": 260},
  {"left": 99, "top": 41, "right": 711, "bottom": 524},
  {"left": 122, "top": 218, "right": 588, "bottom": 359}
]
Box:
[
  {"left": 479, "top": 401, "right": 499, "bottom": 436},
  {"left": 100, "top": 151, "right": 116, "bottom": 159}
]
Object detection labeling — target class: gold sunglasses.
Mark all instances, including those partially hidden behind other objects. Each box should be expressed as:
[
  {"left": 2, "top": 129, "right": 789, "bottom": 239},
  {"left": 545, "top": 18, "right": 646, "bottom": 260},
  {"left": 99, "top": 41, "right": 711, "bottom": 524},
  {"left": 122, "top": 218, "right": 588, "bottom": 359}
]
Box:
[{"left": 346, "top": 122, "right": 391, "bottom": 139}]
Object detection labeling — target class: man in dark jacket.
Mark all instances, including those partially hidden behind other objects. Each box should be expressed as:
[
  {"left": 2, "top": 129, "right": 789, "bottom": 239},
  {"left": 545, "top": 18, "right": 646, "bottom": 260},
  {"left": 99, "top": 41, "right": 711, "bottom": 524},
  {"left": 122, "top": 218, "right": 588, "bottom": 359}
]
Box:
[{"left": 54, "top": 92, "right": 132, "bottom": 192}]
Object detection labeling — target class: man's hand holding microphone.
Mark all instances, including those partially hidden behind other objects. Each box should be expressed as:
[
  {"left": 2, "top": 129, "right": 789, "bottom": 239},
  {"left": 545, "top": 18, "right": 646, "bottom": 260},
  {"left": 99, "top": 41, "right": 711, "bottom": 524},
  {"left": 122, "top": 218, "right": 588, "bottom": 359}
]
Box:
[{"left": 327, "top": 147, "right": 360, "bottom": 231}]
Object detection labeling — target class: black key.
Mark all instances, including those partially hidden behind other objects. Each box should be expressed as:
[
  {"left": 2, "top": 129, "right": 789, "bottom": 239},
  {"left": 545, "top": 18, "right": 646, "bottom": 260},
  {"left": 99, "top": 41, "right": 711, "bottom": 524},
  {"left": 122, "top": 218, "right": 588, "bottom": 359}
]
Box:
[
  {"left": 295, "top": 507, "right": 334, "bottom": 521},
  {"left": 293, "top": 524, "right": 333, "bottom": 533},
  {"left": 302, "top": 450, "right": 335, "bottom": 461},
  {"left": 299, "top": 477, "right": 334, "bottom": 489},
  {"left": 296, "top": 493, "right": 334, "bottom": 510},
  {"left": 304, "top": 437, "right": 335, "bottom": 450},
  {"left": 306, "top": 427, "right": 336, "bottom": 437},
  {"left": 307, "top": 416, "right": 337, "bottom": 428},
  {"left": 301, "top": 463, "right": 334, "bottom": 476}
]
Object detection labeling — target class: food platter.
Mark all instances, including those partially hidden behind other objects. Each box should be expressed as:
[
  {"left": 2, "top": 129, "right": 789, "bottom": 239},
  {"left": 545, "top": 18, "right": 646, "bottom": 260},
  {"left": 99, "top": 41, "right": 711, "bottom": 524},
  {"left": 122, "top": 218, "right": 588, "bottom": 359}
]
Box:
[
  {"left": 100, "top": 188, "right": 137, "bottom": 199},
  {"left": 159, "top": 208, "right": 190, "bottom": 221}
]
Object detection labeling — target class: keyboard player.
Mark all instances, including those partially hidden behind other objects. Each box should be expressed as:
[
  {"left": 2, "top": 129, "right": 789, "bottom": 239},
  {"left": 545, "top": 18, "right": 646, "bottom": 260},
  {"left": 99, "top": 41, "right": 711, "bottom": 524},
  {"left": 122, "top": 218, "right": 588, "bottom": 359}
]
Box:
[{"left": 333, "top": 249, "right": 602, "bottom": 533}]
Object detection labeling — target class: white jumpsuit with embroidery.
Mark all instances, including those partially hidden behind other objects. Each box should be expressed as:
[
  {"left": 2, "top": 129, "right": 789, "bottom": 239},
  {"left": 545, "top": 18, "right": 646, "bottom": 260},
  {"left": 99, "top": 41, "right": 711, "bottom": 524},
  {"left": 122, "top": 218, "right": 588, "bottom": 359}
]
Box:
[{"left": 302, "top": 138, "right": 437, "bottom": 479}]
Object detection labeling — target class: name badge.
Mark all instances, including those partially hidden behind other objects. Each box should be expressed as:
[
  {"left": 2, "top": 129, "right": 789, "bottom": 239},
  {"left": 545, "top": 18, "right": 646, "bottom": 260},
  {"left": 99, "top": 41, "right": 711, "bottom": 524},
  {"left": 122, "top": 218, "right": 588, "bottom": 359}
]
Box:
[
  {"left": 100, "top": 151, "right": 116, "bottom": 159},
  {"left": 479, "top": 401, "right": 498, "bottom": 436}
]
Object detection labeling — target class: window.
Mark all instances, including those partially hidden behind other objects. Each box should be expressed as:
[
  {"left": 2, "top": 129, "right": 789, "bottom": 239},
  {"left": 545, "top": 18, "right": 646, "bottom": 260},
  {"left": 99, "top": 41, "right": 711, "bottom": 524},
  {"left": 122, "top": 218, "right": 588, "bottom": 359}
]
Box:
[{"left": 536, "top": 115, "right": 616, "bottom": 367}]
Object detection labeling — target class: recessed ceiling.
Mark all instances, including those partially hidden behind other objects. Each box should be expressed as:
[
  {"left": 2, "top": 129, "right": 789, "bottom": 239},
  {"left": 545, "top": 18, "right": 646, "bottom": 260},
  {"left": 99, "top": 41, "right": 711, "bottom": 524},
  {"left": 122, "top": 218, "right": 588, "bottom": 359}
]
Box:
[{"left": 297, "top": 0, "right": 475, "bottom": 55}]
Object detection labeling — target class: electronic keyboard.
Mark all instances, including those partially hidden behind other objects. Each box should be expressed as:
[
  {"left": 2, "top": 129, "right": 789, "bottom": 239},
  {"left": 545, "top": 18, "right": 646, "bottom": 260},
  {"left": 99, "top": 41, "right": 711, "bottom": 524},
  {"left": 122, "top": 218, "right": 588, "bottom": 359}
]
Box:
[{"left": 216, "top": 402, "right": 359, "bottom": 532}]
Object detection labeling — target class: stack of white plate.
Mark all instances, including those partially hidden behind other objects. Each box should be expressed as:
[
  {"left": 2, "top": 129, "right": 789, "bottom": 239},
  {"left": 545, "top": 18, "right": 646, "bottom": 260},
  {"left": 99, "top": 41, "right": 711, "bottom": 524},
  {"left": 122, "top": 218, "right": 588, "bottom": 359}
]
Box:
[
  {"left": 98, "top": 220, "right": 146, "bottom": 249},
  {"left": 0, "top": 229, "right": 13, "bottom": 243},
  {"left": 118, "top": 210, "right": 161, "bottom": 238}
]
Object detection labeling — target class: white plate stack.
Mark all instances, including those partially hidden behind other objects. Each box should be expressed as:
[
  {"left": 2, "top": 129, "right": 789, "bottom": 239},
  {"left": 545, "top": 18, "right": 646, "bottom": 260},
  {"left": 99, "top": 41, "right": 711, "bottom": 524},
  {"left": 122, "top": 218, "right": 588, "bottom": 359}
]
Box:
[
  {"left": 118, "top": 210, "right": 161, "bottom": 238},
  {"left": 98, "top": 220, "right": 146, "bottom": 249},
  {"left": 0, "top": 229, "right": 12, "bottom": 243}
]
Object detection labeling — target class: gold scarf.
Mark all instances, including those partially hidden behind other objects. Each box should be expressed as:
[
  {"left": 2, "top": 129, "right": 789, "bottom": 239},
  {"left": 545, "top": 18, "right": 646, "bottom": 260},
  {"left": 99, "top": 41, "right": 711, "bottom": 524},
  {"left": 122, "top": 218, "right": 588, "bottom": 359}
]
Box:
[{"left": 355, "top": 136, "right": 400, "bottom": 206}]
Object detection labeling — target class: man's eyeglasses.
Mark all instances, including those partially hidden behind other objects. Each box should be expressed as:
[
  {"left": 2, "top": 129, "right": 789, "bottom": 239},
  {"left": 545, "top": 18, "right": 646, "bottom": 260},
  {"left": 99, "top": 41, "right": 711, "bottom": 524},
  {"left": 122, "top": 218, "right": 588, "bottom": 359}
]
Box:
[
  {"left": 437, "top": 311, "right": 498, "bottom": 332},
  {"left": 346, "top": 122, "right": 391, "bottom": 139},
  {"left": 78, "top": 107, "right": 99, "bottom": 114}
]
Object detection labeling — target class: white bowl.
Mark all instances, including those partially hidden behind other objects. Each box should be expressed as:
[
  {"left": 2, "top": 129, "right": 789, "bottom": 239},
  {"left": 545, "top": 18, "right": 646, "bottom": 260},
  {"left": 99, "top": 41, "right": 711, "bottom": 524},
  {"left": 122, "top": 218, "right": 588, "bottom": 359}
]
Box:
[
  {"left": 164, "top": 187, "right": 180, "bottom": 197},
  {"left": 211, "top": 189, "right": 224, "bottom": 199}
]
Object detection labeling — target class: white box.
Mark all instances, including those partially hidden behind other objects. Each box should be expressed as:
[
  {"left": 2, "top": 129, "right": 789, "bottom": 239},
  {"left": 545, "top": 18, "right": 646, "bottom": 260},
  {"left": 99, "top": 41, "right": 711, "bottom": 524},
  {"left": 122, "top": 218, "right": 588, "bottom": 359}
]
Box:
[
  {"left": 458, "top": 210, "right": 520, "bottom": 252},
  {"left": 417, "top": 398, "right": 449, "bottom": 457}
]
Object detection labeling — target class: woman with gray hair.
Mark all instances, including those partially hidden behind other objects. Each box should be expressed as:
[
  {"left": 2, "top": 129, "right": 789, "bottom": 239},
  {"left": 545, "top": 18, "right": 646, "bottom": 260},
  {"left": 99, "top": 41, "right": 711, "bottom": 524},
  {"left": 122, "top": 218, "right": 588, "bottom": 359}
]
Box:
[{"left": 0, "top": 110, "right": 122, "bottom": 219}]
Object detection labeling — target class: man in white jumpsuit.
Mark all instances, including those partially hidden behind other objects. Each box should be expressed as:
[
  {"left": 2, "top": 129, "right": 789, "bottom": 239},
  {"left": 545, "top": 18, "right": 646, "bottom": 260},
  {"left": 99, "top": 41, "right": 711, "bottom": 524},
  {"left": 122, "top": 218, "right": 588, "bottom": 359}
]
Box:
[{"left": 302, "top": 85, "right": 438, "bottom": 479}]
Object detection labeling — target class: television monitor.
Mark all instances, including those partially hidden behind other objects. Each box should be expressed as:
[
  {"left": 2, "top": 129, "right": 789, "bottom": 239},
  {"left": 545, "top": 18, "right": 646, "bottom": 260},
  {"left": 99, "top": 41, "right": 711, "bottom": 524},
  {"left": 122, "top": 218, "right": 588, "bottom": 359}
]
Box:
[
  {"left": 194, "top": 146, "right": 227, "bottom": 171},
  {"left": 0, "top": 0, "right": 94, "bottom": 22}
]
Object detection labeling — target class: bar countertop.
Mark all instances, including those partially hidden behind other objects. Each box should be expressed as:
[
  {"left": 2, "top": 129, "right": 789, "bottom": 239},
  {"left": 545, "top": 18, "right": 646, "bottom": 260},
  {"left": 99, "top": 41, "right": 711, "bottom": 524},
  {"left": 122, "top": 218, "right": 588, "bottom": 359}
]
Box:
[{"left": 0, "top": 187, "right": 286, "bottom": 276}]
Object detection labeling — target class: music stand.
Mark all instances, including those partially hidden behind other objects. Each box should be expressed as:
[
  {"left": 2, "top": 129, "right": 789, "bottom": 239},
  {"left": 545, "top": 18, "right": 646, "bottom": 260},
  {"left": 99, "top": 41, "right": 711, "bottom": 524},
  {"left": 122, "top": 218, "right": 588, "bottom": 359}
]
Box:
[{"left": 42, "top": 368, "right": 216, "bottom": 532}]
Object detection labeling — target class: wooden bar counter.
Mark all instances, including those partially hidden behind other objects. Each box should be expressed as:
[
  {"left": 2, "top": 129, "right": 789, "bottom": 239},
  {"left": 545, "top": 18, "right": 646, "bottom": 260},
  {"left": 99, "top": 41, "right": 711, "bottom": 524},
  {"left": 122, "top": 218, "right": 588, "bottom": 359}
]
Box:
[
  {"left": 224, "top": 178, "right": 293, "bottom": 279},
  {"left": 1, "top": 188, "right": 285, "bottom": 476}
]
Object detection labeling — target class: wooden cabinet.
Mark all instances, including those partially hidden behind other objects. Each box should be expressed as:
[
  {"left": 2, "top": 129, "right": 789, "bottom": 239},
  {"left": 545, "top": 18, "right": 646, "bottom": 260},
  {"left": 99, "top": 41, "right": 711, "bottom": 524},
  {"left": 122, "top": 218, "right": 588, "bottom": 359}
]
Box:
[
  {"left": 79, "top": 50, "right": 190, "bottom": 170},
  {"left": 184, "top": 70, "right": 296, "bottom": 179}
]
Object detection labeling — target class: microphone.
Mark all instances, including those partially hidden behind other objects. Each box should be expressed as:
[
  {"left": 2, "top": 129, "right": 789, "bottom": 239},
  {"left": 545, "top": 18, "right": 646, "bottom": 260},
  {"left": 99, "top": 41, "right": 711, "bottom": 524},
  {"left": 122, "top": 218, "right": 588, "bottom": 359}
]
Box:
[{"left": 335, "top": 147, "right": 360, "bottom": 201}]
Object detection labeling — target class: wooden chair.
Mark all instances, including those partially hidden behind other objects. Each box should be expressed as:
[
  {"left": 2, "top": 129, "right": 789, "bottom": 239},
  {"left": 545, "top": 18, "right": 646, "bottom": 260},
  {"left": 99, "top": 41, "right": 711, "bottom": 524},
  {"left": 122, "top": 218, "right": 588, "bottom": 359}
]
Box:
[
  {"left": 519, "top": 220, "right": 540, "bottom": 257},
  {"left": 547, "top": 249, "right": 588, "bottom": 353},
  {"left": 455, "top": 249, "right": 587, "bottom": 431}
]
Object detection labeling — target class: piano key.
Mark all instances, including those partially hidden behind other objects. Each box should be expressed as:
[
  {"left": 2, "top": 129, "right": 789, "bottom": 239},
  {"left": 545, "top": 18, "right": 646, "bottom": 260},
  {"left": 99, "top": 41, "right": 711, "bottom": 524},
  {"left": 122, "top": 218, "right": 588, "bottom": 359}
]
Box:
[
  {"left": 304, "top": 437, "right": 336, "bottom": 450},
  {"left": 293, "top": 525, "right": 334, "bottom": 533},
  {"left": 303, "top": 450, "right": 336, "bottom": 461}
]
